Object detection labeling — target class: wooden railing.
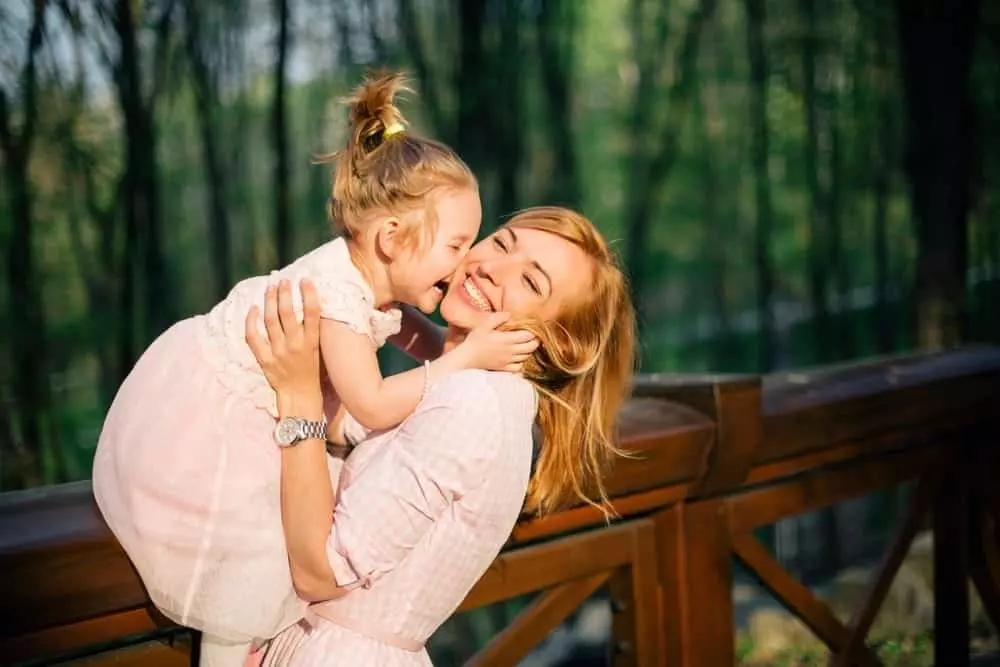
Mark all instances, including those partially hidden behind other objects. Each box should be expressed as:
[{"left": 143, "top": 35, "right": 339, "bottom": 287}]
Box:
[{"left": 2, "top": 347, "right": 999, "bottom": 666}]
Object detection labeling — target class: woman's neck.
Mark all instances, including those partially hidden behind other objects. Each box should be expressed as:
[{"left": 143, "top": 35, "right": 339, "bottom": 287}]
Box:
[
  {"left": 345, "top": 237, "right": 395, "bottom": 309},
  {"left": 442, "top": 327, "right": 468, "bottom": 354}
]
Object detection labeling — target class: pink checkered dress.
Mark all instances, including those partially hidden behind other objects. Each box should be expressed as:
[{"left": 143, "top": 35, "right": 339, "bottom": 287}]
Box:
[{"left": 261, "top": 370, "right": 537, "bottom": 666}]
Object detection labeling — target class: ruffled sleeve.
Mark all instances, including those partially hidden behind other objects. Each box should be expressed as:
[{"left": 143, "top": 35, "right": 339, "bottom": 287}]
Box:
[
  {"left": 311, "top": 270, "right": 377, "bottom": 342},
  {"left": 303, "top": 240, "right": 402, "bottom": 348},
  {"left": 324, "top": 371, "right": 504, "bottom": 590}
]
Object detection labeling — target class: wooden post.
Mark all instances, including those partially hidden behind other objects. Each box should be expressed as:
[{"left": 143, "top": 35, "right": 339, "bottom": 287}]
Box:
[{"left": 934, "top": 459, "right": 970, "bottom": 667}]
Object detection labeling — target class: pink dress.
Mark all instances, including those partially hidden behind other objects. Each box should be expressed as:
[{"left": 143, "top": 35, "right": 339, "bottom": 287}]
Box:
[
  {"left": 91, "top": 238, "right": 402, "bottom": 665},
  {"left": 260, "top": 370, "right": 537, "bottom": 666}
]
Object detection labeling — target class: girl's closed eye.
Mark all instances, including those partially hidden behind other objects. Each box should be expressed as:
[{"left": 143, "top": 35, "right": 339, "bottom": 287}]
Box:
[
  {"left": 493, "top": 236, "right": 509, "bottom": 252},
  {"left": 524, "top": 274, "right": 541, "bottom": 295}
]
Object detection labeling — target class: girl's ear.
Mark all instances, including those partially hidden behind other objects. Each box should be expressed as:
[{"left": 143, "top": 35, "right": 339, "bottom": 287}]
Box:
[{"left": 374, "top": 216, "right": 402, "bottom": 260}]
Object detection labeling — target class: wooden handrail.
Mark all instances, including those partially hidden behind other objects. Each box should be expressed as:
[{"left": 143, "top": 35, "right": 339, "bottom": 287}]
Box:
[{"left": 2, "top": 346, "right": 999, "bottom": 666}]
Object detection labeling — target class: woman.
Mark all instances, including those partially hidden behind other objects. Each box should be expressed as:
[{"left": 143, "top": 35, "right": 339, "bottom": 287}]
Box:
[{"left": 246, "top": 207, "right": 636, "bottom": 665}]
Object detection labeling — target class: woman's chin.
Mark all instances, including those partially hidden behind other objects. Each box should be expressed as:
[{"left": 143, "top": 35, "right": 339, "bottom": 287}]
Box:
[{"left": 440, "top": 296, "right": 488, "bottom": 331}]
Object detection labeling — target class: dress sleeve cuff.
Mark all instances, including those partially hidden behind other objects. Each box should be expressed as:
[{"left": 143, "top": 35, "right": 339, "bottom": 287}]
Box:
[{"left": 325, "top": 525, "right": 374, "bottom": 591}]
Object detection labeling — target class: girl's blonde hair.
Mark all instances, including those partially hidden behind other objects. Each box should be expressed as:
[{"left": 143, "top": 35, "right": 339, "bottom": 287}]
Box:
[
  {"left": 505, "top": 207, "right": 637, "bottom": 516},
  {"left": 320, "top": 71, "right": 477, "bottom": 250}
]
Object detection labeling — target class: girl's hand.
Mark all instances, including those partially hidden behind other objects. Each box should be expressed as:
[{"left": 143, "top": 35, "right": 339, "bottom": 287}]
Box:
[
  {"left": 245, "top": 279, "right": 324, "bottom": 416},
  {"left": 459, "top": 313, "right": 539, "bottom": 373}
]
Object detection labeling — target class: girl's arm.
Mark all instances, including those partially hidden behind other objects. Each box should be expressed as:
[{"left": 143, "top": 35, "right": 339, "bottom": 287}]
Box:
[
  {"left": 319, "top": 320, "right": 466, "bottom": 432},
  {"left": 388, "top": 304, "right": 446, "bottom": 362},
  {"left": 321, "top": 312, "right": 535, "bottom": 432}
]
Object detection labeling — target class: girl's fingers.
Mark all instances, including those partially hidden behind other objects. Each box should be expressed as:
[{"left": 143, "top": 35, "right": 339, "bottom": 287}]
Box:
[
  {"left": 502, "top": 330, "right": 537, "bottom": 345},
  {"left": 511, "top": 340, "right": 540, "bottom": 356},
  {"left": 504, "top": 361, "right": 525, "bottom": 373},
  {"left": 480, "top": 312, "right": 511, "bottom": 331}
]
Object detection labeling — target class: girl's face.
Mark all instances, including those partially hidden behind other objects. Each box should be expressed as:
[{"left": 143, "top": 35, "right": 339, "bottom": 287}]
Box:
[{"left": 384, "top": 188, "right": 482, "bottom": 313}]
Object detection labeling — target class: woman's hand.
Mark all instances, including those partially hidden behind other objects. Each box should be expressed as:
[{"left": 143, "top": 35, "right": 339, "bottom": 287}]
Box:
[{"left": 245, "top": 279, "right": 324, "bottom": 418}]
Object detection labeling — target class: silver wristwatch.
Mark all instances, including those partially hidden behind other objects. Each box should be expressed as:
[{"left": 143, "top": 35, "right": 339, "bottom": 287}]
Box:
[{"left": 273, "top": 417, "right": 328, "bottom": 447}]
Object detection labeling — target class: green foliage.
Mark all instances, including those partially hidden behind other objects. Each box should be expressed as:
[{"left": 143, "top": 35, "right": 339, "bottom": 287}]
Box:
[{"left": 0, "top": 0, "right": 998, "bottom": 490}]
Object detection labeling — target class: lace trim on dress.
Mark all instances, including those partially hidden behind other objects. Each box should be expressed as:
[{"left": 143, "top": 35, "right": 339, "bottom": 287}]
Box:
[{"left": 193, "top": 239, "right": 403, "bottom": 417}]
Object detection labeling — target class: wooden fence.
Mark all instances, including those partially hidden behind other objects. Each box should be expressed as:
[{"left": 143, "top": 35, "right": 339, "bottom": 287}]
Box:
[{"left": 2, "top": 347, "right": 999, "bottom": 666}]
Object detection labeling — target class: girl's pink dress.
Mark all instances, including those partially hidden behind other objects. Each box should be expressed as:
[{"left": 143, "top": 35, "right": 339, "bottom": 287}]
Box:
[{"left": 91, "top": 238, "right": 402, "bottom": 666}]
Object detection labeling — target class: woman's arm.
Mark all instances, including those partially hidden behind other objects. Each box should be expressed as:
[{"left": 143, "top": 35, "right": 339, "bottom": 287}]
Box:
[
  {"left": 276, "top": 391, "right": 342, "bottom": 601},
  {"left": 387, "top": 304, "right": 446, "bottom": 362},
  {"left": 246, "top": 280, "right": 345, "bottom": 602}
]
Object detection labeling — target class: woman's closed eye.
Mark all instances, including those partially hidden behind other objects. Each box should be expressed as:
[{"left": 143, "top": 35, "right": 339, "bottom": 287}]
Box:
[
  {"left": 493, "top": 236, "right": 509, "bottom": 253},
  {"left": 524, "top": 274, "right": 541, "bottom": 295}
]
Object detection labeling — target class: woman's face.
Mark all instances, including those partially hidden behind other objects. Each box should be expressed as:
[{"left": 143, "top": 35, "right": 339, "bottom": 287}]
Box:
[{"left": 439, "top": 225, "right": 593, "bottom": 329}]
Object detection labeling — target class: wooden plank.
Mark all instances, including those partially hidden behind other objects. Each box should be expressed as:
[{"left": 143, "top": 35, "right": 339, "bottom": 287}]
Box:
[
  {"left": 460, "top": 520, "right": 651, "bottom": 611},
  {"left": 654, "top": 505, "right": 685, "bottom": 667},
  {"left": 834, "top": 474, "right": 936, "bottom": 667},
  {"left": 628, "top": 520, "right": 663, "bottom": 667},
  {"left": 510, "top": 484, "right": 688, "bottom": 544},
  {"left": 604, "top": 399, "right": 713, "bottom": 498},
  {"left": 693, "top": 378, "right": 762, "bottom": 497},
  {"left": 677, "top": 500, "right": 733, "bottom": 667},
  {"left": 728, "top": 445, "right": 938, "bottom": 532},
  {"left": 762, "top": 347, "right": 1000, "bottom": 414},
  {"left": 968, "top": 506, "right": 1000, "bottom": 637},
  {"left": 609, "top": 567, "right": 637, "bottom": 667},
  {"left": 731, "top": 531, "right": 880, "bottom": 667},
  {"left": 65, "top": 640, "right": 190, "bottom": 667},
  {"left": 464, "top": 572, "right": 611, "bottom": 667},
  {"left": 0, "top": 536, "right": 149, "bottom": 638},
  {"left": 761, "top": 371, "right": 999, "bottom": 464},
  {"left": 0, "top": 607, "right": 178, "bottom": 663},
  {"left": 934, "top": 461, "right": 970, "bottom": 667}
]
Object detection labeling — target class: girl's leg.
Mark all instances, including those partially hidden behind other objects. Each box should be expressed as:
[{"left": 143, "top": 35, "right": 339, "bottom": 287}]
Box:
[{"left": 199, "top": 634, "right": 252, "bottom": 667}]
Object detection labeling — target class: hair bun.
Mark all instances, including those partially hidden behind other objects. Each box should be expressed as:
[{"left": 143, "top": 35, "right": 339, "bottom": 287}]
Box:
[{"left": 344, "top": 71, "right": 410, "bottom": 153}]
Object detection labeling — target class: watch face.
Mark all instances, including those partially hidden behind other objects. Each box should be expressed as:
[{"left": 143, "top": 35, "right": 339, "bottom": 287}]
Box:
[{"left": 274, "top": 418, "right": 300, "bottom": 446}]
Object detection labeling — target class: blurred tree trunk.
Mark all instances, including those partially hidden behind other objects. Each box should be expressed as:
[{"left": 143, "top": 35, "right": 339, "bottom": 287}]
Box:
[
  {"left": 494, "top": 0, "right": 523, "bottom": 218},
  {"left": 536, "top": 0, "right": 580, "bottom": 207},
  {"left": 698, "top": 23, "right": 731, "bottom": 370},
  {"left": 828, "top": 60, "right": 851, "bottom": 359},
  {"left": 398, "top": 0, "right": 446, "bottom": 136},
  {"left": 184, "top": 0, "right": 232, "bottom": 300},
  {"left": 455, "top": 0, "right": 490, "bottom": 220},
  {"left": 624, "top": 0, "right": 716, "bottom": 339},
  {"left": 273, "top": 0, "right": 292, "bottom": 265},
  {"left": 0, "top": 0, "right": 50, "bottom": 487},
  {"left": 113, "top": 0, "right": 175, "bottom": 358},
  {"left": 799, "top": 0, "right": 832, "bottom": 363},
  {"left": 870, "top": 4, "right": 895, "bottom": 354},
  {"left": 895, "top": 0, "right": 981, "bottom": 348},
  {"left": 744, "top": 0, "right": 775, "bottom": 373}
]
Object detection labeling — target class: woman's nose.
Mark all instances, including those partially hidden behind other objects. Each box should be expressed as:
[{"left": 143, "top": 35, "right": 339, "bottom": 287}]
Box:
[{"left": 475, "top": 261, "right": 501, "bottom": 286}]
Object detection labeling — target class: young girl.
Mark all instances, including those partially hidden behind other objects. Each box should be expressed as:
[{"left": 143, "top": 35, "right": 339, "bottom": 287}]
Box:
[{"left": 91, "top": 72, "right": 535, "bottom": 667}]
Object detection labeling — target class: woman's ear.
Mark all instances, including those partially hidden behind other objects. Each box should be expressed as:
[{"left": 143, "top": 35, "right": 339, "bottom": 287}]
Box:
[{"left": 375, "top": 217, "right": 402, "bottom": 260}]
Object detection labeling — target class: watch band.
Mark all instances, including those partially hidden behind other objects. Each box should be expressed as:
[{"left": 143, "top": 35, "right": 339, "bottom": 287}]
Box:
[{"left": 298, "top": 419, "right": 327, "bottom": 442}]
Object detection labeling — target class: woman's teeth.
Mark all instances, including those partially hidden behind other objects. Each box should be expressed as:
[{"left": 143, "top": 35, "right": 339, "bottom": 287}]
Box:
[{"left": 462, "top": 278, "right": 492, "bottom": 312}]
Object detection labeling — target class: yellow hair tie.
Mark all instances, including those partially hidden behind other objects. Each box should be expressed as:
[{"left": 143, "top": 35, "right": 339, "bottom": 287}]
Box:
[{"left": 383, "top": 122, "right": 405, "bottom": 138}]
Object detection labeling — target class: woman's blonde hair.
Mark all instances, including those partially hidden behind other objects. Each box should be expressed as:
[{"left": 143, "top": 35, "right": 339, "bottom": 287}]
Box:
[
  {"left": 505, "top": 207, "right": 637, "bottom": 516},
  {"left": 320, "top": 71, "right": 476, "bottom": 250}
]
